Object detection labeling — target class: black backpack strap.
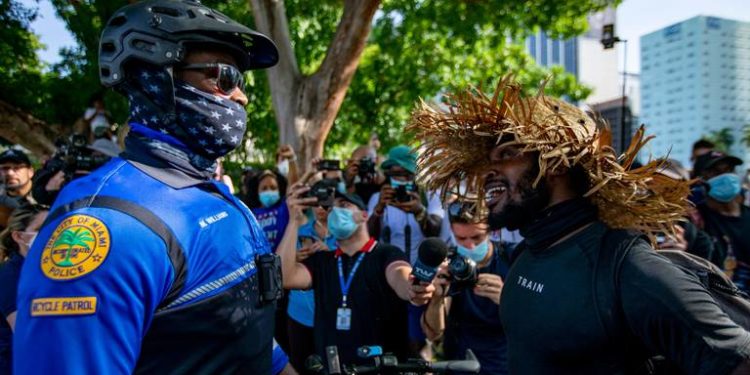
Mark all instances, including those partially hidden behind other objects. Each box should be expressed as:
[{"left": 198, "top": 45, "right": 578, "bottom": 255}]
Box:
[
  {"left": 45, "top": 196, "right": 187, "bottom": 309},
  {"left": 593, "top": 228, "right": 644, "bottom": 341},
  {"left": 594, "top": 228, "right": 656, "bottom": 373}
]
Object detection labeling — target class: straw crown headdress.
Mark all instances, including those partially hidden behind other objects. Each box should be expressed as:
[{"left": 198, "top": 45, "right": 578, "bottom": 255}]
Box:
[{"left": 407, "top": 76, "right": 691, "bottom": 236}]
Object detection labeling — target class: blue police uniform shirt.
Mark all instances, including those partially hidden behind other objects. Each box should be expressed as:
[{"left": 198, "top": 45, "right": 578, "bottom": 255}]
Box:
[
  {"left": 287, "top": 220, "right": 337, "bottom": 327},
  {"left": 272, "top": 339, "right": 289, "bottom": 375},
  {"left": 14, "top": 156, "right": 274, "bottom": 374},
  {"left": 444, "top": 241, "right": 512, "bottom": 375},
  {"left": 252, "top": 201, "right": 290, "bottom": 252}
]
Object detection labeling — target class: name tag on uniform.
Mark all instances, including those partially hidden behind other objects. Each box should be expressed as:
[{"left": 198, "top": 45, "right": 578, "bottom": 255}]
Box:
[{"left": 336, "top": 307, "right": 352, "bottom": 330}]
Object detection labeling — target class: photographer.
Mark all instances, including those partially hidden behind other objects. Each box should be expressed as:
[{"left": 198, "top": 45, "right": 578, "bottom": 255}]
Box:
[
  {"left": 279, "top": 174, "right": 435, "bottom": 366},
  {"left": 31, "top": 136, "right": 119, "bottom": 206},
  {"left": 286, "top": 172, "right": 337, "bottom": 370},
  {"left": 344, "top": 145, "right": 384, "bottom": 204},
  {"left": 422, "top": 201, "right": 511, "bottom": 375},
  {"left": 367, "top": 145, "right": 443, "bottom": 261}
]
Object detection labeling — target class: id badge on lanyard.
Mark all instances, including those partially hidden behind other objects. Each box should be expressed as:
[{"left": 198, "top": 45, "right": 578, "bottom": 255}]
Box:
[
  {"left": 336, "top": 252, "right": 366, "bottom": 331},
  {"left": 336, "top": 307, "right": 352, "bottom": 331}
]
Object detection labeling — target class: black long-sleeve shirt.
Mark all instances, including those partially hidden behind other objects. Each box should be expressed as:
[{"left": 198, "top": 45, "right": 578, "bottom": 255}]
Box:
[{"left": 500, "top": 221, "right": 750, "bottom": 375}]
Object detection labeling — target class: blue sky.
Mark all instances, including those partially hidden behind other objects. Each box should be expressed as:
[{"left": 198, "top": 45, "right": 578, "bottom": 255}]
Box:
[{"left": 24, "top": 0, "right": 750, "bottom": 74}]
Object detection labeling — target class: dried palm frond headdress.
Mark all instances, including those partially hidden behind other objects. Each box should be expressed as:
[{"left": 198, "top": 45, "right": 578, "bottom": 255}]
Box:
[{"left": 407, "top": 76, "right": 691, "bottom": 236}]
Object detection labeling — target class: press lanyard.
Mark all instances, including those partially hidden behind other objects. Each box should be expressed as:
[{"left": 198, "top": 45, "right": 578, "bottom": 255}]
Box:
[{"left": 337, "top": 253, "right": 365, "bottom": 308}]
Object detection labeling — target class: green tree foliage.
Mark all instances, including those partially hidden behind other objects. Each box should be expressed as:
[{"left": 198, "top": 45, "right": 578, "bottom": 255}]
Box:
[
  {"left": 705, "top": 127, "right": 735, "bottom": 153},
  {"left": 3, "top": 0, "right": 609, "bottom": 164},
  {"left": 0, "top": 0, "right": 45, "bottom": 121}
]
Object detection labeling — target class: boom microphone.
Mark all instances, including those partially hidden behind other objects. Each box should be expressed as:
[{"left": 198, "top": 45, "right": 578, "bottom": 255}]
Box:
[{"left": 411, "top": 237, "right": 449, "bottom": 284}]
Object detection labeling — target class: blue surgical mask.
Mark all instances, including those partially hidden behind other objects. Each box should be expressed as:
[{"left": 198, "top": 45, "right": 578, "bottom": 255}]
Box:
[
  {"left": 337, "top": 181, "right": 347, "bottom": 194},
  {"left": 259, "top": 190, "right": 281, "bottom": 208},
  {"left": 457, "top": 239, "right": 490, "bottom": 264},
  {"left": 707, "top": 173, "right": 742, "bottom": 203},
  {"left": 390, "top": 179, "right": 414, "bottom": 190},
  {"left": 328, "top": 207, "right": 359, "bottom": 240}
]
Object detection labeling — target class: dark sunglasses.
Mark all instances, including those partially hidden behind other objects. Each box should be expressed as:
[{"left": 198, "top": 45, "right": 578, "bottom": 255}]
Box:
[{"left": 179, "top": 63, "right": 245, "bottom": 95}]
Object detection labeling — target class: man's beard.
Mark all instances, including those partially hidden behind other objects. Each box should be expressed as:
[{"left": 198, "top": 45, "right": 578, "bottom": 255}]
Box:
[{"left": 488, "top": 169, "right": 550, "bottom": 231}]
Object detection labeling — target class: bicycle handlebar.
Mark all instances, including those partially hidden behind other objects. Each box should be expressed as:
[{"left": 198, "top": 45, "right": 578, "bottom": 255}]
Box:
[{"left": 307, "top": 347, "right": 480, "bottom": 374}]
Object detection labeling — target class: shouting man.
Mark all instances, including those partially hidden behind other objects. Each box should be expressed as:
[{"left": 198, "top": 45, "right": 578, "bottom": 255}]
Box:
[{"left": 409, "top": 77, "right": 750, "bottom": 375}]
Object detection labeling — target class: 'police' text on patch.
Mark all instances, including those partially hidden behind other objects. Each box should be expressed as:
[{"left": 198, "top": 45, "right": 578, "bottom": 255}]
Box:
[{"left": 31, "top": 297, "right": 98, "bottom": 317}]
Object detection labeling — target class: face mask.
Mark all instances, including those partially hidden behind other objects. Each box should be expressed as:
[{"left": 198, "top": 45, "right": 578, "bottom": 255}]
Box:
[
  {"left": 16, "top": 231, "right": 37, "bottom": 254},
  {"left": 277, "top": 159, "right": 290, "bottom": 177},
  {"left": 707, "top": 173, "right": 742, "bottom": 203},
  {"left": 457, "top": 239, "right": 490, "bottom": 264},
  {"left": 390, "top": 179, "right": 414, "bottom": 190},
  {"left": 125, "top": 65, "right": 248, "bottom": 160},
  {"left": 337, "top": 181, "right": 347, "bottom": 194},
  {"left": 328, "top": 207, "right": 359, "bottom": 240},
  {"left": 27, "top": 233, "right": 37, "bottom": 249},
  {"left": 259, "top": 190, "right": 281, "bottom": 208}
]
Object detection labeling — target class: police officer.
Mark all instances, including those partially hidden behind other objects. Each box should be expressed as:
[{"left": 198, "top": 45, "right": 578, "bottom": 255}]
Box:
[{"left": 14, "top": 1, "right": 281, "bottom": 373}]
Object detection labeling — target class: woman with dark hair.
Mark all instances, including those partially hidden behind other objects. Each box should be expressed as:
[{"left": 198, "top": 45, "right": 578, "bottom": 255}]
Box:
[
  {"left": 244, "top": 169, "right": 290, "bottom": 252},
  {"left": 0, "top": 203, "right": 48, "bottom": 373}
]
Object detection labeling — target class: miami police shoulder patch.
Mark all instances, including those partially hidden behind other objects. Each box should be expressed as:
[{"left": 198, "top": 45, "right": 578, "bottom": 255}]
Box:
[{"left": 40, "top": 214, "right": 111, "bottom": 280}]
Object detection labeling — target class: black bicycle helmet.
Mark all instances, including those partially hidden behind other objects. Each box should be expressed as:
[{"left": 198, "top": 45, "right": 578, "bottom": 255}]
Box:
[{"left": 99, "top": 0, "right": 278, "bottom": 87}]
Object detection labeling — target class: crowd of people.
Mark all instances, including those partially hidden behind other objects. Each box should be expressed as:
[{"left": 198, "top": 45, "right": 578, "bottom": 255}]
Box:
[{"left": 0, "top": 1, "right": 749, "bottom": 374}]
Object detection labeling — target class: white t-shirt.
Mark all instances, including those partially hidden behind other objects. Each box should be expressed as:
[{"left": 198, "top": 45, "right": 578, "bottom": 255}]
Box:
[
  {"left": 367, "top": 191, "right": 445, "bottom": 263},
  {"left": 84, "top": 108, "right": 110, "bottom": 131}
]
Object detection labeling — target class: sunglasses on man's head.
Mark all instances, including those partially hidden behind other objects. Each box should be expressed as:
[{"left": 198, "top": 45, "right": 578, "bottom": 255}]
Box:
[{"left": 179, "top": 63, "right": 245, "bottom": 95}]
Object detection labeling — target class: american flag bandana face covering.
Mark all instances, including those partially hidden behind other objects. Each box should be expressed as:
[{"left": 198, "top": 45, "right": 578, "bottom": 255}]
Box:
[{"left": 125, "top": 65, "right": 248, "bottom": 160}]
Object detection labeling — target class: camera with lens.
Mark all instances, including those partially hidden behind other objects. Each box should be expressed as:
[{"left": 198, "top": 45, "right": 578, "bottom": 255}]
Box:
[
  {"left": 32, "top": 134, "right": 112, "bottom": 206},
  {"left": 357, "top": 157, "right": 376, "bottom": 178},
  {"left": 56, "top": 135, "right": 111, "bottom": 178},
  {"left": 445, "top": 248, "right": 478, "bottom": 295},
  {"left": 318, "top": 159, "right": 341, "bottom": 171},
  {"left": 305, "top": 179, "right": 338, "bottom": 208},
  {"left": 394, "top": 184, "right": 415, "bottom": 203}
]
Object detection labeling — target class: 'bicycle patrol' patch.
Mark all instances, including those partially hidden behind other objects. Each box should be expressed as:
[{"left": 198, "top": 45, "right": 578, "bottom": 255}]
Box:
[{"left": 41, "top": 214, "right": 110, "bottom": 280}]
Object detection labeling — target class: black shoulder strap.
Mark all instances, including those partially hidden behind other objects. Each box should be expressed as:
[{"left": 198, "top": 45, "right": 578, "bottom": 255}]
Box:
[
  {"left": 593, "top": 228, "right": 645, "bottom": 342},
  {"left": 46, "top": 196, "right": 187, "bottom": 309}
]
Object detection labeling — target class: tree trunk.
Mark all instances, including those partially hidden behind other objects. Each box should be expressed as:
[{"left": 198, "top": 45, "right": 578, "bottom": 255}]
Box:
[
  {"left": 249, "top": 0, "right": 381, "bottom": 171},
  {"left": 0, "top": 99, "right": 60, "bottom": 159}
]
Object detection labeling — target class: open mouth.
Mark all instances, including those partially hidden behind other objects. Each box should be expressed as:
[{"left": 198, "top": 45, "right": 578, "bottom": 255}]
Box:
[{"left": 484, "top": 181, "right": 508, "bottom": 209}]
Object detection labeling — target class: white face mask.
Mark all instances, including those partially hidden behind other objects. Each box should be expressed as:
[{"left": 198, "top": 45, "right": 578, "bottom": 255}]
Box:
[{"left": 277, "top": 159, "right": 290, "bottom": 177}]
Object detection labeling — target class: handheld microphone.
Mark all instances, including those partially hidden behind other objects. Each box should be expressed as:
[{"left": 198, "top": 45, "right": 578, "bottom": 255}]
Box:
[
  {"left": 357, "top": 345, "right": 383, "bottom": 358},
  {"left": 411, "top": 237, "right": 449, "bottom": 285}
]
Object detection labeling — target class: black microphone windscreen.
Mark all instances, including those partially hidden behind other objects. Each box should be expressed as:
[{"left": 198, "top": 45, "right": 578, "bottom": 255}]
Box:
[
  {"left": 305, "top": 355, "right": 325, "bottom": 374},
  {"left": 418, "top": 237, "right": 449, "bottom": 267}
]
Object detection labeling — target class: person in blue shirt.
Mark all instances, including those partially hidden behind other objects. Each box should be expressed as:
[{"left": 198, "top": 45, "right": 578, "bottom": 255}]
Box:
[
  {"left": 0, "top": 203, "right": 48, "bottom": 374},
  {"left": 246, "top": 169, "right": 291, "bottom": 252},
  {"left": 287, "top": 204, "right": 336, "bottom": 370},
  {"left": 13, "top": 1, "right": 282, "bottom": 374},
  {"left": 422, "top": 200, "right": 511, "bottom": 375}
]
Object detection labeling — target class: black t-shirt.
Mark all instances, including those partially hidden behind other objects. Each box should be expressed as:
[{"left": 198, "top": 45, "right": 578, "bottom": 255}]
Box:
[
  {"left": 0, "top": 254, "right": 23, "bottom": 374},
  {"left": 444, "top": 241, "right": 511, "bottom": 375},
  {"left": 303, "top": 242, "right": 409, "bottom": 366},
  {"left": 500, "top": 221, "right": 750, "bottom": 375},
  {"left": 699, "top": 204, "right": 750, "bottom": 267}
]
